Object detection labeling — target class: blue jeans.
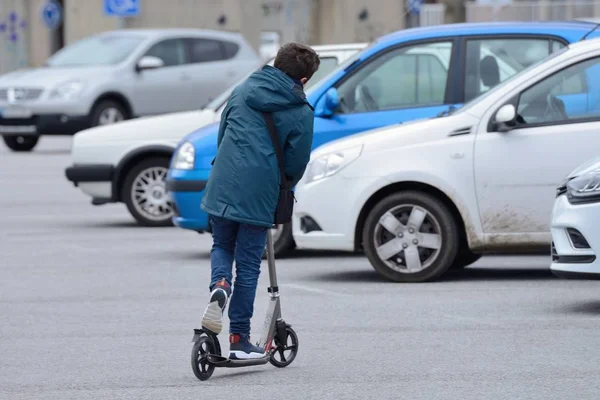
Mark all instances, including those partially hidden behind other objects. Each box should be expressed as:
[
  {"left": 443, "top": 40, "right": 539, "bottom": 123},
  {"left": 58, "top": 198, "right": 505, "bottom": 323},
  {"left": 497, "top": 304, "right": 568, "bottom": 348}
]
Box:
[{"left": 208, "top": 215, "right": 267, "bottom": 336}]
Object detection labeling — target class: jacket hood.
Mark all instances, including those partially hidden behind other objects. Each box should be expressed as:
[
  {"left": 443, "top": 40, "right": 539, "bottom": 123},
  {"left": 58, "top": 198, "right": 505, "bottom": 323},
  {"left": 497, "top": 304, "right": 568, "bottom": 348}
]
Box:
[{"left": 241, "top": 65, "right": 309, "bottom": 112}]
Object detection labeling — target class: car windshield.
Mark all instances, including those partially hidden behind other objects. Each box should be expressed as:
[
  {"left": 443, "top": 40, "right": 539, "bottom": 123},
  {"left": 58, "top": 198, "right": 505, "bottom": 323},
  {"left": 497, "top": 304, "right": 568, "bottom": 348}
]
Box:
[
  {"left": 46, "top": 34, "right": 145, "bottom": 67},
  {"left": 452, "top": 45, "right": 570, "bottom": 115}
]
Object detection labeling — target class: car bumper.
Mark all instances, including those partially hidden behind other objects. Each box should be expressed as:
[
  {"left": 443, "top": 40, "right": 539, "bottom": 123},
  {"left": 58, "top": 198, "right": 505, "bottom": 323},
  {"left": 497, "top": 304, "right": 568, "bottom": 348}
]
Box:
[
  {"left": 65, "top": 164, "right": 115, "bottom": 204},
  {"left": 167, "top": 168, "right": 210, "bottom": 232},
  {"left": 550, "top": 194, "right": 600, "bottom": 279},
  {"left": 0, "top": 113, "right": 90, "bottom": 136},
  {"left": 292, "top": 173, "right": 388, "bottom": 252}
]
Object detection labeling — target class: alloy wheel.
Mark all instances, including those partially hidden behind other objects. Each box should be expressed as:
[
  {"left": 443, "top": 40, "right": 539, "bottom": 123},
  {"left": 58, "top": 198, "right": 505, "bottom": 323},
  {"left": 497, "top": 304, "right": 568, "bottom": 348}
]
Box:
[
  {"left": 130, "top": 166, "right": 174, "bottom": 222},
  {"left": 373, "top": 204, "right": 442, "bottom": 273}
]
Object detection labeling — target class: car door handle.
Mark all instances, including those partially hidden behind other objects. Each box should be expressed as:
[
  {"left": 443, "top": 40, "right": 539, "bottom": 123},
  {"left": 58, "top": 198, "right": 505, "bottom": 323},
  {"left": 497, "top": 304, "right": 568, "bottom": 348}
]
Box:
[{"left": 181, "top": 73, "right": 192, "bottom": 81}]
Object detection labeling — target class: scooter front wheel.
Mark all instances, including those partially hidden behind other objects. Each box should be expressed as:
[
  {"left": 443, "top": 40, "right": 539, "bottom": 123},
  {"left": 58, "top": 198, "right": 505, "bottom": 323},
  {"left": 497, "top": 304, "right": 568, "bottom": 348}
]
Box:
[
  {"left": 191, "top": 335, "right": 219, "bottom": 380},
  {"left": 269, "top": 325, "right": 298, "bottom": 368}
]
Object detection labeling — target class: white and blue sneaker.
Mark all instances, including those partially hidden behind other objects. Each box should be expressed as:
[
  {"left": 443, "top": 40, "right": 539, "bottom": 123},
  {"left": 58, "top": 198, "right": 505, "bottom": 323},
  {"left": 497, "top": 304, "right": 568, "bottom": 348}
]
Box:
[
  {"left": 229, "top": 334, "right": 267, "bottom": 359},
  {"left": 201, "top": 278, "right": 230, "bottom": 334}
]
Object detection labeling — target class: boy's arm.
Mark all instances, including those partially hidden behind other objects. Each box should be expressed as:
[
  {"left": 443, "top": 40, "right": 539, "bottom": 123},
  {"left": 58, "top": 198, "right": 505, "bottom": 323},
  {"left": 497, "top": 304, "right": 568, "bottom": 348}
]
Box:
[{"left": 283, "top": 110, "right": 314, "bottom": 187}]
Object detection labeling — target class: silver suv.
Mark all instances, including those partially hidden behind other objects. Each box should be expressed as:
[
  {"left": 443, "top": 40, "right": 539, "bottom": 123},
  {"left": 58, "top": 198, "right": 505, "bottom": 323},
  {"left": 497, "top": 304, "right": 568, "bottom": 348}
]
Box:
[{"left": 0, "top": 28, "right": 260, "bottom": 152}]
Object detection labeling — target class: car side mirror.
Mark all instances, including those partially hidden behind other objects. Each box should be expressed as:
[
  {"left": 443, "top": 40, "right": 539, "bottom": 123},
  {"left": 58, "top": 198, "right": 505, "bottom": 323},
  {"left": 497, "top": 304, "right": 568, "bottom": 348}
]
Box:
[
  {"left": 494, "top": 104, "right": 516, "bottom": 132},
  {"left": 136, "top": 56, "right": 164, "bottom": 72},
  {"left": 314, "top": 88, "right": 339, "bottom": 118}
]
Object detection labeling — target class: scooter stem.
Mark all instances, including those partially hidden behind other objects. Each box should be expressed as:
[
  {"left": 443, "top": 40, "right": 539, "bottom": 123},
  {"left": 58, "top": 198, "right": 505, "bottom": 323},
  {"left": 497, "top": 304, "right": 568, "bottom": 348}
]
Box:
[{"left": 266, "top": 227, "right": 278, "bottom": 291}]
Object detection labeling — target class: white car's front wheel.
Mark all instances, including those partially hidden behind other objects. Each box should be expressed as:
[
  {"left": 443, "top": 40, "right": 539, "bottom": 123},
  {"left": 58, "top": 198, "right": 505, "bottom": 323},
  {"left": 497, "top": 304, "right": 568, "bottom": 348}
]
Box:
[
  {"left": 362, "top": 191, "right": 459, "bottom": 283},
  {"left": 122, "top": 157, "right": 175, "bottom": 227}
]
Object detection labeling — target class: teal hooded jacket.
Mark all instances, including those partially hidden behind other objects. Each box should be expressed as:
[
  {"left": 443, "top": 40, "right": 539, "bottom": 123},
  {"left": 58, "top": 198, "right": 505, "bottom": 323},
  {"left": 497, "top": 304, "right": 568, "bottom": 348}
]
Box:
[{"left": 200, "top": 65, "right": 314, "bottom": 228}]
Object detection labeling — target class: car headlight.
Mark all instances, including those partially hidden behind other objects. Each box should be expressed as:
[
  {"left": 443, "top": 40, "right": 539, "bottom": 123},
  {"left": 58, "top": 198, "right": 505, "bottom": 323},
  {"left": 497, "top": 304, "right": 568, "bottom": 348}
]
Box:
[
  {"left": 49, "top": 80, "right": 84, "bottom": 100},
  {"left": 172, "top": 142, "right": 195, "bottom": 170},
  {"left": 566, "top": 168, "right": 600, "bottom": 204},
  {"left": 304, "top": 145, "right": 363, "bottom": 183}
]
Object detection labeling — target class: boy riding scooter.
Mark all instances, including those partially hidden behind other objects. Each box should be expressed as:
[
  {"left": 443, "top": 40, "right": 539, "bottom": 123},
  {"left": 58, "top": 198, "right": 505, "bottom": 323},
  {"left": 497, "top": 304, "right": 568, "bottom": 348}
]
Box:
[{"left": 199, "top": 43, "right": 320, "bottom": 360}]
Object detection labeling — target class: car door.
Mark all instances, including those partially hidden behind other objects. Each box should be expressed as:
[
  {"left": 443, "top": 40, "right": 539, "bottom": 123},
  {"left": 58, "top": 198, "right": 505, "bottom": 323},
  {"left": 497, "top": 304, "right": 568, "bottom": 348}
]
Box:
[
  {"left": 473, "top": 54, "right": 600, "bottom": 241},
  {"left": 131, "top": 37, "right": 191, "bottom": 115},
  {"left": 312, "top": 40, "right": 458, "bottom": 149}
]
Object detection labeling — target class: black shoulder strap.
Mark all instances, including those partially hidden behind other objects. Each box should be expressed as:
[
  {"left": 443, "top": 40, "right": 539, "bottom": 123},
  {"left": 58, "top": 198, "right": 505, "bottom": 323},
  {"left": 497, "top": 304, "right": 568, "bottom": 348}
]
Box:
[{"left": 261, "top": 112, "right": 288, "bottom": 188}]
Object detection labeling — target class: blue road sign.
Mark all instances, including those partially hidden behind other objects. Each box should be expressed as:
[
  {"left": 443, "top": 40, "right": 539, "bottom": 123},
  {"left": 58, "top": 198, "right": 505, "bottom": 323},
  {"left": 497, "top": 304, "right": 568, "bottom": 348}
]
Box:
[
  {"left": 104, "top": 0, "right": 140, "bottom": 17},
  {"left": 407, "top": 0, "right": 422, "bottom": 15},
  {"left": 40, "top": 0, "right": 62, "bottom": 30}
]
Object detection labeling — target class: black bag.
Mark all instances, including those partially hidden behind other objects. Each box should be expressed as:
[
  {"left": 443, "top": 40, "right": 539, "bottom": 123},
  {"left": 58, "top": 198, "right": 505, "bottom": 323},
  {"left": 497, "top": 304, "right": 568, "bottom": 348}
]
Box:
[{"left": 262, "top": 112, "right": 295, "bottom": 225}]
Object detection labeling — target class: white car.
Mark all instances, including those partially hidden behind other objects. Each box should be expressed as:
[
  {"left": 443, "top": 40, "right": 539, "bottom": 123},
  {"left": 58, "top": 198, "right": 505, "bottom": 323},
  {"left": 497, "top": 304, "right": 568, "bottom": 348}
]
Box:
[
  {"left": 551, "top": 156, "right": 600, "bottom": 279},
  {"left": 64, "top": 43, "right": 367, "bottom": 226},
  {"left": 292, "top": 37, "right": 600, "bottom": 282}
]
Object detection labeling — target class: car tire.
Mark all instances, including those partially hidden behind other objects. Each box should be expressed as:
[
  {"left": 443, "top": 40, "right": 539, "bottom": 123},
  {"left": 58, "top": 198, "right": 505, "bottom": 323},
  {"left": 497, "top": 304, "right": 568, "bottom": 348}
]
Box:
[
  {"left": 450, "top": 249, "right": 482, "bottom": 269},
  {"left": 3, "top": 135, "right": 39, "bottom": 152},
  {"left": 262, "top": 223, "right": 296, "bottom": 259},
  {"left": 122, "top": 157, "right": 175, "bottom": 227},
  {"left": 362, "top": 191, "right": 459, "bottom": 283},
  {"left": 90, "top": 99, "right": 127, "bottom": 127}
]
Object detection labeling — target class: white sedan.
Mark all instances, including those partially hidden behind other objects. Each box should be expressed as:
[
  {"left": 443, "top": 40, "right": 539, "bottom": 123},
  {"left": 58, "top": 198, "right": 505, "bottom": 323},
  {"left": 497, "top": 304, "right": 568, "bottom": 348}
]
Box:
[
  {"left": 292, "top": 37, "right": 600, "bottom": 282},
  {"left": 551, "top": 156, "right": 600, "bottom": 279},
  {"left": 64, "top": 43, "right": 366, "bottom": 226}
]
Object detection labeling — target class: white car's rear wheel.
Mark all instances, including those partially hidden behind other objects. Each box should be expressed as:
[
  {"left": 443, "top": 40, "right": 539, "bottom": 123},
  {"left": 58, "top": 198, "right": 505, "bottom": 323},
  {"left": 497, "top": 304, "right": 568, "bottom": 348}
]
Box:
[
  {"left": 122, "top": 157, "right": 174, "bottom": 227},
  {"left": 362, "top": 191, "right": 459, "bottom": 282}
]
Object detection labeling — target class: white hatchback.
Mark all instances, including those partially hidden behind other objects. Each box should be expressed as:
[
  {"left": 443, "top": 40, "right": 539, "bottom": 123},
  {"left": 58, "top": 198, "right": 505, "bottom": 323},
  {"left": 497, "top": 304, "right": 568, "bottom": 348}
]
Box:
[
  {"left": 64, "top": 43, "right": 367, "bottom": 226},
  {"left": 292, "top": 37, "right": 600, "bottom": 282},
  {"left": 551, "top": 156, "right": 600, "bottom": 279}
]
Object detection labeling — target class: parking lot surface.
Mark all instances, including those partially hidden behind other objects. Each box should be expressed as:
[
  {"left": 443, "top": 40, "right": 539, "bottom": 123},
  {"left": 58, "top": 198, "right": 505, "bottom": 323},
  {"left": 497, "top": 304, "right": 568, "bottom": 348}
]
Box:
[{"left": 2, "top": 137, "right": 600, "bottom": 399}]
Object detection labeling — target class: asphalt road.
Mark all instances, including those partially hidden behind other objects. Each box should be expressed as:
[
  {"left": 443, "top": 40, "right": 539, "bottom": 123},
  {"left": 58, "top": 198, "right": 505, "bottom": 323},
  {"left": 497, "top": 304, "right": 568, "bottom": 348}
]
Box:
[{"left": 2, "top": 137, "right": 600, "bottom": 400}]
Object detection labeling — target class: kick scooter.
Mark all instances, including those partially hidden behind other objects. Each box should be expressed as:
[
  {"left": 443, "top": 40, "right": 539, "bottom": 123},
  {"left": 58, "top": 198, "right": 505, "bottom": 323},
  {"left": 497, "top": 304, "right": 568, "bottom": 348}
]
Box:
[{"left": 190, "top": 227, "right": 299, "bottom": 381}]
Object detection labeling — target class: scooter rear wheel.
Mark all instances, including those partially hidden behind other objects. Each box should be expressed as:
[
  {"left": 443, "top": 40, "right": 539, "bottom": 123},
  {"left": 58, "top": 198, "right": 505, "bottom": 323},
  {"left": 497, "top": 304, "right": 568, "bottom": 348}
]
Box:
[
  {"left": 191, "top": 335, "right": 218, "bottom": 380},
  {"left": 269, "top": 325, "right": 298, "bottom": 368}
]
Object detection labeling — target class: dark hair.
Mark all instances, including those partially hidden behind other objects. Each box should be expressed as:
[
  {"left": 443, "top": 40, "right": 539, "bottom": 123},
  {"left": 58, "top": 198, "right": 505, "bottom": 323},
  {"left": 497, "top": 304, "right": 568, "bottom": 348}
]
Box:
[{"left": 274, "top": 42, "right": 321, "bottom": 81}]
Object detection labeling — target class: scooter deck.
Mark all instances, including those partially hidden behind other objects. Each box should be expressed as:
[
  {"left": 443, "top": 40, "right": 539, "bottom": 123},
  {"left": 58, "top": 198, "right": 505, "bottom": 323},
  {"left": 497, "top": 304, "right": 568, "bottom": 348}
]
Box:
[{"left": 206, "top": 354, "right": 270, "bottom": 368}]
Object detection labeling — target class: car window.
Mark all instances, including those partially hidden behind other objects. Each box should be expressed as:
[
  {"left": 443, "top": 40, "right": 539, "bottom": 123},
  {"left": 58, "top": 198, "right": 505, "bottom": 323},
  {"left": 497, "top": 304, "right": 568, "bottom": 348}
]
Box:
[
  {"left": 188, "top": 38, "right": 226, "bottom": 63},
  {"left": 144, "top": 39, "right": 187, "bottom": 67},
  {"left": 516, "top": 57, "right": 600, "bottom": 125},
  {"left": 46, "top": 34, "right": 145, "bottom": 67},
  {"left": 336, "top": 41, "right": 453, "bottom": 113},
  {"left": 222, "top": 41, "right": 239, "bottom": 59},
  {"left": 464, "top": 38, "right": 564, "bottom": 102},
  {"left": 306, "top": 57, "right": 339, "bottom": 90}
]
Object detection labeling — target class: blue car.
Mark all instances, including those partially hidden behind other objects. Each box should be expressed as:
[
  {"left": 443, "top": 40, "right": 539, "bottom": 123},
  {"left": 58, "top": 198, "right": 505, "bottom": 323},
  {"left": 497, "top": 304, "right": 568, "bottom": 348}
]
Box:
[{"left": 167, "top": 21, "right": 600, "bottom": 256}]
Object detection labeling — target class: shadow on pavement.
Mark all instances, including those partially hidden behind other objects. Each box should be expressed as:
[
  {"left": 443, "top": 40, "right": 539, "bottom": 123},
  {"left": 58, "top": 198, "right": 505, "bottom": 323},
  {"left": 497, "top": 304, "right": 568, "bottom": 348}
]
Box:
[
  {"left": 307, "top": 270, "right": 391, "bottom": 283},
  {"left": 68, "top": 220, "right": 151, "bottom": 229},
  {"left": 205, "top": 368, "right": 271, "bottom": 381},
  {"left": 310, "top": 267, "right": 555, "bottom": 284},
  {"left": 558, "top": 300, "right": 600, "bottom": 316},
  {"left": 443, "top": 267, "right": 555, "bottom": 282}
]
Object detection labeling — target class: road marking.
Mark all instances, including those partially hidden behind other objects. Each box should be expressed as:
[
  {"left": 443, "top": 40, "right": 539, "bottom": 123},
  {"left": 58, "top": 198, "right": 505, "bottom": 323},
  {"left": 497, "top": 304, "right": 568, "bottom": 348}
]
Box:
[{"left": 280, "top": 283, "right": 349, "bottom": 297}]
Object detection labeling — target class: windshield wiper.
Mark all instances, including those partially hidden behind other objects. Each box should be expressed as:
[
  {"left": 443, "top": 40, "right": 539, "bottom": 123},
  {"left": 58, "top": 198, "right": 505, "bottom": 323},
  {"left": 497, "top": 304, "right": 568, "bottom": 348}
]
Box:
[{"left": 436, "top": 105, "right": 457, "bottom": 117}]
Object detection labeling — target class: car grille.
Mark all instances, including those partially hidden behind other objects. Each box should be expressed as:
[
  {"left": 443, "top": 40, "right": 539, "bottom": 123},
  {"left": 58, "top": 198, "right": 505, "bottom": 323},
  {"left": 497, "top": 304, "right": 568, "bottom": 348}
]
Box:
[{"left": 0, "top": 88, "right": 44, "bottom": 101}]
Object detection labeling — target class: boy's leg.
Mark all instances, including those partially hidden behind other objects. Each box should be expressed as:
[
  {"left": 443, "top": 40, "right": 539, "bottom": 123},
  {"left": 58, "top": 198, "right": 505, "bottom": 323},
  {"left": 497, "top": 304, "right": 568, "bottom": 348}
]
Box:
[
  {"left": 227, "top": 223, "right": 268, "bottom": 359},
  {"left": 201, "top": 215, "right": 238, "bottom": 334}
]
